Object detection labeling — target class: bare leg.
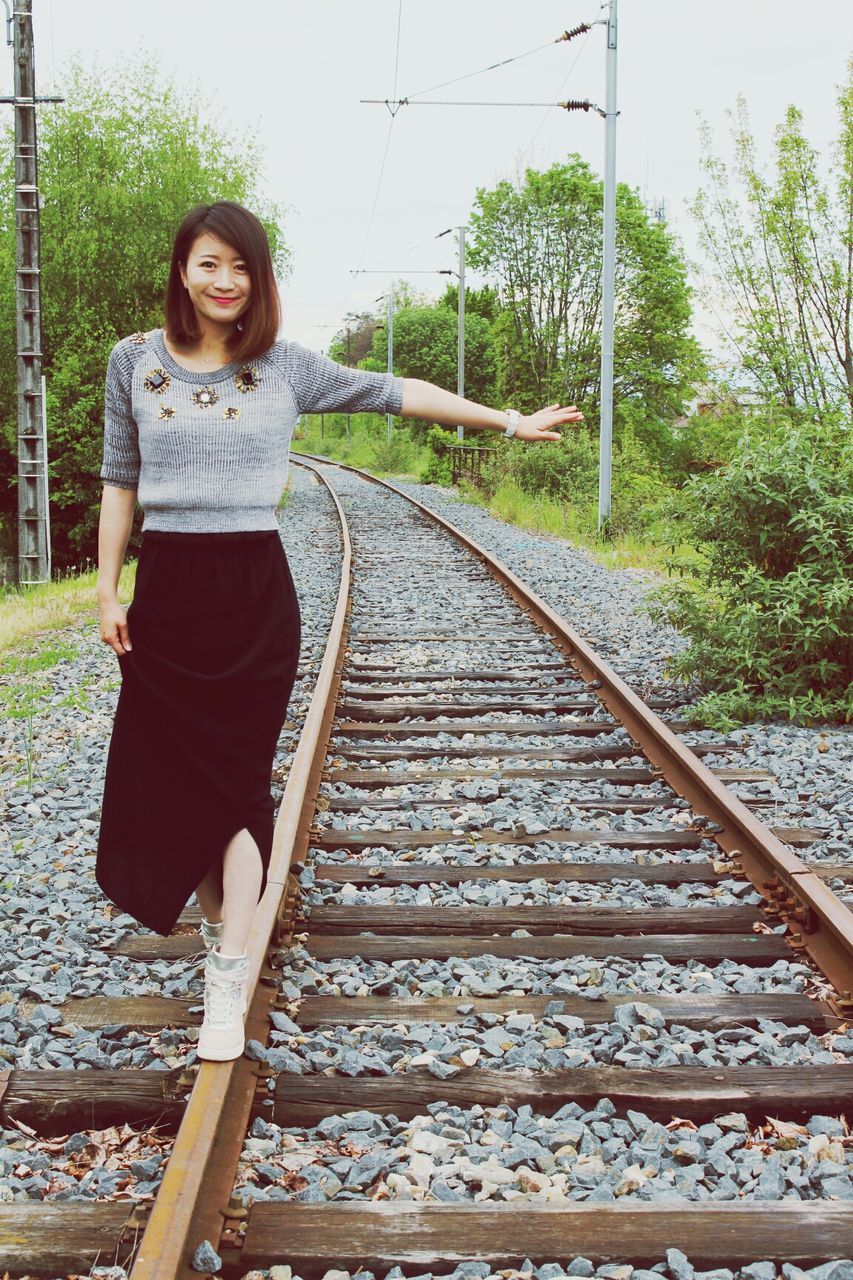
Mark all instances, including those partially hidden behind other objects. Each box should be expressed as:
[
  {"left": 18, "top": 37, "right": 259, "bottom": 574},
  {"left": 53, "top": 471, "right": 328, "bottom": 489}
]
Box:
[
  {"left": 219, "top": 827, "right": 263, "bottom": 956},
  {"left": 195, "top": 859, "right": 224, "bottom": 924}
]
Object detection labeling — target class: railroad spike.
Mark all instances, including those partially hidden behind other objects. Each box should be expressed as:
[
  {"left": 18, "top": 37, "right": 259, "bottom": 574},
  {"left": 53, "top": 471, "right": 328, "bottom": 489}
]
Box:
[{"left": 222, "top": 1193, "right": 250, "bottom": 1220}]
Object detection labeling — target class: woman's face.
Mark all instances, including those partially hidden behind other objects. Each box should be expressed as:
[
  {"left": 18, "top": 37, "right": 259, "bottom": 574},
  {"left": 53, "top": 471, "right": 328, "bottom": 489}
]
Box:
[{"left": 180, "top": 232, "right": 252, "bottom": 330}]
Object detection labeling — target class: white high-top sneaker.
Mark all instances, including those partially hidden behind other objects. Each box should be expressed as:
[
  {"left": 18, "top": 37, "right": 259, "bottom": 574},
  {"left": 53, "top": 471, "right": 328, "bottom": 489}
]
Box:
[{"left": 197, "top": 948, "right": 249, "bottom": 1061}]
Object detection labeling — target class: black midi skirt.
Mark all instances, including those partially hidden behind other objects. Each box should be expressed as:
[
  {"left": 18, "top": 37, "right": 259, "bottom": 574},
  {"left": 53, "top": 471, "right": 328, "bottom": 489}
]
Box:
[{"left": 96, "top": 529, "right": 301, "bottom": 937}]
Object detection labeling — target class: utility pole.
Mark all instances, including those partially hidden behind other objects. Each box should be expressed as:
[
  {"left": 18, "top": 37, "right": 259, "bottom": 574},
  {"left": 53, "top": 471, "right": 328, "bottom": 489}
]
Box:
[
  {"left": 386, "top": 291, "right": 394, "bottom": 441},
  {"left": 456, "top": 225, "right": 466, "bottom": 442},
  {"left": 598, "top": 0, "right": 618, "bottom": 531},
  {"left": 5, "top": 0, "right": 51, "bottom": 584},
  {"left": 345, "top": 327, "right": 352, "bottom": 447}
]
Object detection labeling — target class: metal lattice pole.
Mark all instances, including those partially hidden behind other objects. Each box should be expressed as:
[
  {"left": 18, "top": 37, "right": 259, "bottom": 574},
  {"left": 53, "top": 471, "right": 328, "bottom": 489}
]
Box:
[{"left": 11, "top": 0, "right": 49, "bottom": 584}]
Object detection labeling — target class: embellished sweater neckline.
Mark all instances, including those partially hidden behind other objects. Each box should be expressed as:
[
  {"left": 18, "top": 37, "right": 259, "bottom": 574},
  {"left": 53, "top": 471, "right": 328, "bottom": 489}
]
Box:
[{"left": 150, "top": 328, "right": 247, "bottom": 384}]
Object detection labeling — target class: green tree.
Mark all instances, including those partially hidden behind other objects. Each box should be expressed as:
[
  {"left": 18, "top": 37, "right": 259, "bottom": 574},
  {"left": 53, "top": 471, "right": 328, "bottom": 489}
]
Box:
[
  {"left": 0, "top": 58, "right": 288, "bottom": 572},
  {"left": 437, "top": 282, "right": 502, "bottom": 323},
  {"left": 361, "top": 301, "right": 497, "bottom": 442},
  {"left": 466, "top": 158, "right": 704, "bottom": 457},
  {"left": 329, "top": 312, "right": 378, "bottom": 367},
  {"left": 692, "top": 60, "right": 852, "bottom": 416}
]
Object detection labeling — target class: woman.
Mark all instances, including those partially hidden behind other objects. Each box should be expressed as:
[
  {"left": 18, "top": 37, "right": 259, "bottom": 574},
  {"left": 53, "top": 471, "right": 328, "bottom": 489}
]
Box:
[{"left": 95, "top": 200, "right": 583, "bottom": 1063}]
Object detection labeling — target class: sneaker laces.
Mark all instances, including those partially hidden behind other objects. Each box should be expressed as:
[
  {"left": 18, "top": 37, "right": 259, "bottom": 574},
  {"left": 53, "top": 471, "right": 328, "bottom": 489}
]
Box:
[{"left": 203, "top": 966, "right": 245, "bottom": 1028}]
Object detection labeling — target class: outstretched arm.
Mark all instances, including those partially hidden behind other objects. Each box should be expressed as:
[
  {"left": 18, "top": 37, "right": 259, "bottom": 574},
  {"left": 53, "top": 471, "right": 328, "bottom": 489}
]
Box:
[{"left": 400, "top": 378, "right": 584, "bottom": 442}]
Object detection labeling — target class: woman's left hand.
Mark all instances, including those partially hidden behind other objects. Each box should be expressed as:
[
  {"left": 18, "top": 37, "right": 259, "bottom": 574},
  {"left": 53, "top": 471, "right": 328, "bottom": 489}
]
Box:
[{"left": 515, "top": 403, "right": 585, "bottom": 442}]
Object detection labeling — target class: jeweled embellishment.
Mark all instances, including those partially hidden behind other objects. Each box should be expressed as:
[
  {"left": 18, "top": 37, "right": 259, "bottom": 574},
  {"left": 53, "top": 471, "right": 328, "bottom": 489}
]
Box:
[
  {"left": 144, "top": 368, "right": 170, "bottom": 394},
  {"left": 223, "top": 406, "right": 241, "bottom": 420},
  {"left": 158, "top": 405, "right": 176, "bottom": 419},
  {"left": 129, "top": 331, "right": 148, "bottom": 344},
  {"left": 235, "top": 365, "right": 260, "bottom": 393},
  {"left": 192, "top": 385, "right": 219, "bottom": 409}
]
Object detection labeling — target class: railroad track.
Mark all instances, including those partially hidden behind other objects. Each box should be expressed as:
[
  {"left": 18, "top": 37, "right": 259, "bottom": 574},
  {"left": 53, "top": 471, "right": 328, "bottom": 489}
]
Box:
[{"left": 2, "top": 457, "right": 853, "bottom": 1278}]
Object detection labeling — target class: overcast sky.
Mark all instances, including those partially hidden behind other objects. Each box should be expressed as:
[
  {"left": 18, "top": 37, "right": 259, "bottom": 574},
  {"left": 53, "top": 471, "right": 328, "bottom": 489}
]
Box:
[{"left": 17, "top": 1, "right": 853, "bottom": 356}]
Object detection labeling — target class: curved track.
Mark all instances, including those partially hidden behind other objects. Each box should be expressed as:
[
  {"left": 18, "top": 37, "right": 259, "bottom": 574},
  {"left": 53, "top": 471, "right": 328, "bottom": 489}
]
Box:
[{"left": 1, "top": 456, "right": 852, "bottom": 1278}]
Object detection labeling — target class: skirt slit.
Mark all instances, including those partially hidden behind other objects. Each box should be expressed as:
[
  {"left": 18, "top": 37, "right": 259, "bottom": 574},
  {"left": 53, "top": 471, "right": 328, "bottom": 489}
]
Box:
[{"left": 96, "top": 528, "right": 301, "bottom": 937}]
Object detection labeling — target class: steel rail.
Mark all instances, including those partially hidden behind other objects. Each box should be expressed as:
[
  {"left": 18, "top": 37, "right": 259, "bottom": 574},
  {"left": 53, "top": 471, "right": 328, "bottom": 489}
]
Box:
[
  {"left": 302, "top": 455, "right": 853, "bottom": 999},
  {"left": 129, "top": 460, "right": 353, "bottom": 1279}
]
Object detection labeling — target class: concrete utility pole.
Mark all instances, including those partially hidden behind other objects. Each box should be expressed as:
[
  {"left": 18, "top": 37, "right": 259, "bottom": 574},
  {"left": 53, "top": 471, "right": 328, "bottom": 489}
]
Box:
[
  {"left": 6, "top": 0, "right": 50, "bottom": 584},
  {"left": 456, "top": 225, "right": 466, "bottom": 442},
  {"left": 598, "top": 0, "right": 618, "bottom": 531},
  {"left": 386, "top": 291, "right": 394, "bottom": 441}
]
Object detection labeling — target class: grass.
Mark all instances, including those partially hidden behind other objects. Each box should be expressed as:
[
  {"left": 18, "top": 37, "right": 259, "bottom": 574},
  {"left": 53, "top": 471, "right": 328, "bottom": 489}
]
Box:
[
  {"left": 292, "top": 429, "right": 429, "bottom": 480},
  {"left": 1, "top": 560, "right": 138, "bottom": 788},
  {"left": 0, "top": 560, "right": 137, "bottom": 658},
  {"left": 470, "top": 479, "right": 682, "bottom": 573}
]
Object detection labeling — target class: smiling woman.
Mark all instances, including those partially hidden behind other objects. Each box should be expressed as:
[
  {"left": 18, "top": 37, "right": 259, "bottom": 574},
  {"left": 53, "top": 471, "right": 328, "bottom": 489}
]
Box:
[
  {"left": 164, "top": 202, "right": 280, "bottom": 367},
  {"left": 93, "top": 199, "right": 584, "bottom": 1064}
]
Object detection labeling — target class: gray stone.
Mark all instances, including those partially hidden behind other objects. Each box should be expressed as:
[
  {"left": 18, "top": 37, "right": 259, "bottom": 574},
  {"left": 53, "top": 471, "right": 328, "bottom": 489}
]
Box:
[
  {"left": 432, "top": 1179, "right": 465, "bottom": 1202},
  {"left": 808, "top": 1265, "right": 853, "bottom": 1280},
  {"left": 566, "top": 1261, "right": 595, "bottom": 1277},
  {"left": 269, "top": 1011, "right": 301, "bottom": 1036},
  {"left": 806, "top": 1116, "right": 846, "bottom": 1138},
  {"left": 190, "top": 1240, "right": 222, "bottom": 1273},
  {"left": 818, "top": 1178, "right": 853, "bottom": 1200},
  {"left": 666, "top": 1249, "right": 694, "bottom": 1280}
]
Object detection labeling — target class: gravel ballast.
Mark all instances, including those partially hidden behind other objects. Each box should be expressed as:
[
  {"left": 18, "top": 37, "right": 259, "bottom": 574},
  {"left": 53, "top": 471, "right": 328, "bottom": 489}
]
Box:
[
  {"left": 232, "top": 1100, "right": 853, "bottom": 1206},
  {"left": 386, "top": 478, "right": 851, "bottom": 866}
]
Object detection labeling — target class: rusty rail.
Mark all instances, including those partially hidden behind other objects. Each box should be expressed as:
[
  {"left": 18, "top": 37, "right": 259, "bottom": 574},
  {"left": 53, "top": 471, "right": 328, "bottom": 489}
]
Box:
[{"left": 129, "top": 459, "right": 353, "bottom": 1278}]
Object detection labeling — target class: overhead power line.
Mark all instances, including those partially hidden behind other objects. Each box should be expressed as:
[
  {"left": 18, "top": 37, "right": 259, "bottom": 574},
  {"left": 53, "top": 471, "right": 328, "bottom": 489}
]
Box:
[
  {"left": 402, "top": 23, "right": 596, "bottom": 104},
  {"left": 326, "top": 0, "right": 405, "bottom": 330},
  {"left": 362, "top": 228, "right": 454, "bottom": 272},
  {"left": 362, "top": 98, "right": 605, "bottom": 117}
]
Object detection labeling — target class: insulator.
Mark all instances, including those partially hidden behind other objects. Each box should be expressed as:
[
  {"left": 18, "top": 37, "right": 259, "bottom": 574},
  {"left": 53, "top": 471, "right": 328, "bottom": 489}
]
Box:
[
  {"left": 558, "top": 23, "right": 591, "bottom": 41},
  {"left": 561, "top": 99, "right": 592, "bottom": 112}
]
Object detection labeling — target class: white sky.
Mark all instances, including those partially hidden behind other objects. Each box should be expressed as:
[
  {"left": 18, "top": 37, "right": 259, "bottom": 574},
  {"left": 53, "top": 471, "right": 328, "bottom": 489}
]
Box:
[{"left": 19, "top": 1, "right": 853, "bottom": 356}]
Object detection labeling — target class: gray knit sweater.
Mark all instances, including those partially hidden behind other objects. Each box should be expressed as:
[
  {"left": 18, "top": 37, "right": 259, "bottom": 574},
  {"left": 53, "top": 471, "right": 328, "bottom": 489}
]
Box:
[{"left": 100, "top": 328, "right": 404, "bottom": 532}]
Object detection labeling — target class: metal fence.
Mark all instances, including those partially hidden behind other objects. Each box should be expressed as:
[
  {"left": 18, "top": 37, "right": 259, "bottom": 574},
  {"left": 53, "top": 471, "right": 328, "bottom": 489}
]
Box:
[{"left": 445, "top": 443, "right": 497, "bottom": 488}]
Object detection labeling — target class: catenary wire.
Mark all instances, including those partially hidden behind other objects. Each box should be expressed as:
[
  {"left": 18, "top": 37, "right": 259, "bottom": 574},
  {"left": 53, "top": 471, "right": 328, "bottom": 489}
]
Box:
[
  {"left": 326, "top": 0, "right": 404, "bottom": 338},
  {"left": 404, "top": 39, "right": 556, "bottom": 101}
]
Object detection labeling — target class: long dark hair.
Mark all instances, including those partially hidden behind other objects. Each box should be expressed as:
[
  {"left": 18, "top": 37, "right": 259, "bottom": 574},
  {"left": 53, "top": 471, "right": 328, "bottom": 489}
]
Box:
[{"left": 164, "top": 201, "right": 281, "bottom": 362}]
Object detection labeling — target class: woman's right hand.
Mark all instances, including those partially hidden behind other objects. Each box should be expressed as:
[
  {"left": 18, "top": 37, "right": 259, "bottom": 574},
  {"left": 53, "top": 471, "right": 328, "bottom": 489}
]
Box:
[{"left": 98, "top": 599, "right": 132, "bottom": 656}]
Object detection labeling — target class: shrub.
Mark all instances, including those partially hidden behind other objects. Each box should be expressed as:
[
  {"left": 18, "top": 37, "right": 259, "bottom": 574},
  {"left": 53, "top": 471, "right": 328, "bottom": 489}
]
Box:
[
  {"left": 421, "top": 425, "right": 458, "bottom": 486},
  {"left": 489, "top": 431, "right": 598, "bottom": 504},
  {"left": 369, "top": 433, "right": 416, "bottom": 474},
  {"left": 649, "top": 416, "right": 852, "bottom": 725}
]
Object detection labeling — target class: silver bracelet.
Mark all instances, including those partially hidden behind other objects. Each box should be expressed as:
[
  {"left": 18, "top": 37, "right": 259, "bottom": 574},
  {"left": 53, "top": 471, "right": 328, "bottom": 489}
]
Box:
[{"left": 504, "top": 408, "right": 520, "bottom": 438}]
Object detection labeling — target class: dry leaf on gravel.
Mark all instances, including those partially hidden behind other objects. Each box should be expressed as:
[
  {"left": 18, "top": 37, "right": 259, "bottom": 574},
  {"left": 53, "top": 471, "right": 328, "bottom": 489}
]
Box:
[{"left": 764, "top": 1118, "right": 809, "bottom": 1140}]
